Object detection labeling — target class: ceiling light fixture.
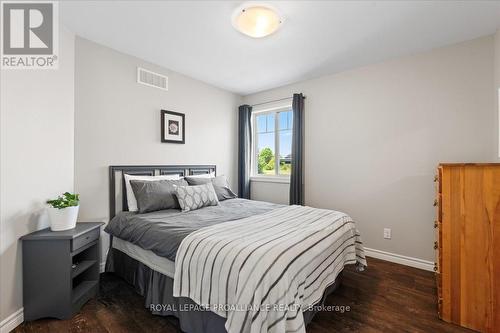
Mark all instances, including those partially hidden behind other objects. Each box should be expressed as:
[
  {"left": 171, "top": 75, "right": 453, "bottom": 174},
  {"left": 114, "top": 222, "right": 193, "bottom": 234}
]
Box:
[{"left": 232, "top": 3, "right": 283, "bottom": 38}]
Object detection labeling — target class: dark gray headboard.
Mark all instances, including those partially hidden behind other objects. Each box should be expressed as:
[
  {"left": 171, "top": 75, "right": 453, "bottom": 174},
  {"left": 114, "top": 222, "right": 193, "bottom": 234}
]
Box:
[{"left": 109, "top": 164, "right": 216, "bottom": 219}]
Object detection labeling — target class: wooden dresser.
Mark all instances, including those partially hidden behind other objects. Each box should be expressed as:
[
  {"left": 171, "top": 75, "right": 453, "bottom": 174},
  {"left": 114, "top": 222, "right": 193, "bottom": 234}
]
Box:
[{"left": 435, "top": 163, "right": 500, "bottom": 332}]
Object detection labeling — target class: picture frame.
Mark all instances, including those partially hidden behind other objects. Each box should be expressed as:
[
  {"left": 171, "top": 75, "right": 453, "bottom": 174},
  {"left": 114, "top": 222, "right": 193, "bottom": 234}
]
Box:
[{"left": 161, "top": 110, "right": 185, "bottom": 144}]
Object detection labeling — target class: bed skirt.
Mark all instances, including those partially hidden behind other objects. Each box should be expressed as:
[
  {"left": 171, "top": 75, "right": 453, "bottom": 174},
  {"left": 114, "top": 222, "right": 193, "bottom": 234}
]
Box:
[{"left": 106, "top": 248, "right": 343, "bottom": 333}]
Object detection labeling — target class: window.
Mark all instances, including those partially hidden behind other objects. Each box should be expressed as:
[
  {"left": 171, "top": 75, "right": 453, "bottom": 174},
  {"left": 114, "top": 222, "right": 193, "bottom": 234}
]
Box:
[{"left": 253, "top": 108, "right": 293, "bottom": 177}]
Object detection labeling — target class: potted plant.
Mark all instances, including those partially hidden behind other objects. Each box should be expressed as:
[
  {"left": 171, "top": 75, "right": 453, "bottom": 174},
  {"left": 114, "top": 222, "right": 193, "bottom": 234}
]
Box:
[{"left": 46, "top": 192, "right": 80, "bottom": 231}]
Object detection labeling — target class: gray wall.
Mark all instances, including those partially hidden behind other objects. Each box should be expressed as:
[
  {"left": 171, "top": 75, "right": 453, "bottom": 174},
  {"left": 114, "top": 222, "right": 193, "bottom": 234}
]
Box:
[
  {"left": 74, "top": 37, "right": 241, "bottom": 256},
  {"left": 0, "top": 27, "right": 75, "bottom": 324},
  {"left": 244, "top": 36, "right": 498, "bottom": 261}
]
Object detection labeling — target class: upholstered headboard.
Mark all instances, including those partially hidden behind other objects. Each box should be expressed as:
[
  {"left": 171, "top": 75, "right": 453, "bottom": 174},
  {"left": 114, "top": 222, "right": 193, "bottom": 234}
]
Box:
[{"left": 109, "top": 165, "right": 216, "bottom": 219}]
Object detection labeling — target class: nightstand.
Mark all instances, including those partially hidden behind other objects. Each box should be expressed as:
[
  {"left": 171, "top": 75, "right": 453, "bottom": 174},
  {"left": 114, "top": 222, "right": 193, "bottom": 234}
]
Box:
[{"left": 21, "top": 222, "right": 104, "bottom": 321}]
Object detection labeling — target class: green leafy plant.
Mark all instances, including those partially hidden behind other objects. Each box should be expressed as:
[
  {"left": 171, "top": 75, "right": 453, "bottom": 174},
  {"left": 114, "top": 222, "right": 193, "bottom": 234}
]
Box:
[
  {"left": 258, "top": 147, "right": 274, "bottom": 173},
  {"left": 47, "top": 192, "right": 80, "bottom": 209}
]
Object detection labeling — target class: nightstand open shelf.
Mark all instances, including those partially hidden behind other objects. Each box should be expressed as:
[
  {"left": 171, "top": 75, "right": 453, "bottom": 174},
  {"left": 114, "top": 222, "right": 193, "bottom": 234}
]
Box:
[
  {"left": 21, "top": 222, "right": 104, "bottom": 321},
  {"left": 71, "top": 260, "right": 97, "bottom": 278},
  {"left": 72, "top": 280, "right": 98, "bottom": 304}
]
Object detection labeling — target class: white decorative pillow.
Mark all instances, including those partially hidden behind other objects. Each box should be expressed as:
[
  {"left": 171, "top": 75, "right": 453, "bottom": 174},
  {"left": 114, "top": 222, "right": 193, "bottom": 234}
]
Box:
[
  {"left": 175, "top": 183, "right": 219, "bottom": 212},
  {"left": 124, "top": 174, "right": 180, "bottom": 212}
]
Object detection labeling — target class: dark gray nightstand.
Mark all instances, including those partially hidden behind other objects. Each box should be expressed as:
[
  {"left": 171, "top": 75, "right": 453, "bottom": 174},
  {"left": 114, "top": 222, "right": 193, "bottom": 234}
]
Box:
[{"left": 21, "top": 222, "right": 104, "bottom": 321}]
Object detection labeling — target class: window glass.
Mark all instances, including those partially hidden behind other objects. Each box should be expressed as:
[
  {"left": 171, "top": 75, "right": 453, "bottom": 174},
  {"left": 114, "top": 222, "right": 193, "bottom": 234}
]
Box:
[
  {"left": 266, "top": 113, "right": 275, "bottom": 132},
  {"left": 257, "top": 115, "right": 267, "bottom": 134},
  {"left": 254, "top": 109, "right": 293, "bottom": 176},
  {"left": 279, "top": 127, "right": 292, "bottom": 175},
  {"left": 279, "top": 111, "right": 292, "bottom": 130},
  {"left": 278, "top": 111, "right": 293, "bottom": 175},
  {"left": 257, "top": 132, "right": 275, "bottom": 175}
]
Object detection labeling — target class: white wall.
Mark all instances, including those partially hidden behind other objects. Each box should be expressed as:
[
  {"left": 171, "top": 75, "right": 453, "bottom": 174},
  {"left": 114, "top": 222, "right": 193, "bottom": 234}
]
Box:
[
  {"left": 0, "top": 27, "right": 75, "bottom": 326},
  {"left": 251, "top": 181, "right": 289, "bottom": 205},
  {"left": 74, "top": 37, "right": 241, "bottom": 257},
  {"left": 244, "top": 36, "right": 498, "bottom": 262}
]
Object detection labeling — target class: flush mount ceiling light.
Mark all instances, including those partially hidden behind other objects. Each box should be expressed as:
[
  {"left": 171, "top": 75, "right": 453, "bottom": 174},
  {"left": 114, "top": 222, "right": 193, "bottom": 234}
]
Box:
[{"left": 232, "top": 3, "right": 283, "bottom": 38}]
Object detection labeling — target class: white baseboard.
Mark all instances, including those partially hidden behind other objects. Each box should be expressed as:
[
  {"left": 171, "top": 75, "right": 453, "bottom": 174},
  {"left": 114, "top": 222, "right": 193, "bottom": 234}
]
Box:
[
  {"left": 0, "top": 308, "right": 23, "bottom": 333},
  {"left": 364, "top": 247, "right": 434, "bottom": 272}
]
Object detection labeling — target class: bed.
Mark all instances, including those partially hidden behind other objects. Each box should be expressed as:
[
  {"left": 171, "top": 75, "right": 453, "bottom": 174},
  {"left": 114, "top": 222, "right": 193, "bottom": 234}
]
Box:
[{"left": 105, "top": 165, "right": 366, "bottom": 333}]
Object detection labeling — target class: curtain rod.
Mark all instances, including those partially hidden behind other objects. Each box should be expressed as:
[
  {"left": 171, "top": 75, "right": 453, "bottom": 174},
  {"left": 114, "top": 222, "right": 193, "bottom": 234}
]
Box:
[{"left": 250, "top": 95, "right": 306, "bottom": 107}]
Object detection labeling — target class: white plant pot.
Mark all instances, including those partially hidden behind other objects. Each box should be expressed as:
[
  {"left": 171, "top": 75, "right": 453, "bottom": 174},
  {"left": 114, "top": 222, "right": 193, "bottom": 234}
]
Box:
[{"left": 48, "top": 206, "right": 79, "bottom": 231}]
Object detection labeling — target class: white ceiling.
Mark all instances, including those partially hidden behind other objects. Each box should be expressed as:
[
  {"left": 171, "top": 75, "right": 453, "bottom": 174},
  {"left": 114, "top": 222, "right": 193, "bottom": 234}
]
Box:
[{"left": 61, "top": 1, "right": 500, "bottom": 95}]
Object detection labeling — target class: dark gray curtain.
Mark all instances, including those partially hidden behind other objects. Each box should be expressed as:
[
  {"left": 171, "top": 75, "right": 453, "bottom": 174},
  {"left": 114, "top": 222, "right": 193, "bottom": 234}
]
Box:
[
  {"left": 238, "top": 105, "right": 252, "bottom": 199},
  {"left": 290, "top": 93, "right": 304, "bottom": 205}
]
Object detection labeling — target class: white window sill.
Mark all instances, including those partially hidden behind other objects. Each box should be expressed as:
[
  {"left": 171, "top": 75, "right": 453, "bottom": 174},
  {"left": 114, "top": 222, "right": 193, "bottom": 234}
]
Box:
[{"left": 250, "top": 176, "right": 290, "bottom": 184}]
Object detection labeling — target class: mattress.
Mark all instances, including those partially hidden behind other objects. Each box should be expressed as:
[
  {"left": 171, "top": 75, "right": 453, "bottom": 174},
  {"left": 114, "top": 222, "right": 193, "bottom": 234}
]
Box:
[
  {"left": 112, "top": 237, "right": 175, "bottom": 278},
  {"left": 105, "top": 198, "right": 282, "bottom": 261}
]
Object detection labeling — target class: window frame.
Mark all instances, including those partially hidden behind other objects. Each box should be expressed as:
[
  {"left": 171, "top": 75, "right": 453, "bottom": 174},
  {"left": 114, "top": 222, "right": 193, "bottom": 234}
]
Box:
[{"left": 251, "top": 102, "right": 293, "bottom": 181}]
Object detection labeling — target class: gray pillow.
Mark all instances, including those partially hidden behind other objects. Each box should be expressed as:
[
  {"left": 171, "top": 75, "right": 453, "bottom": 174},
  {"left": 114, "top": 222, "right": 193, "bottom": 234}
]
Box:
[
  {"left": 184, "top": 175, "right": 237, "bottom": 201},
  {"left": 130, "top": 179, "right": 188, "bottom": 213},
  {"left": 175, "top": 182, "right": 219, "bottom": 212}
]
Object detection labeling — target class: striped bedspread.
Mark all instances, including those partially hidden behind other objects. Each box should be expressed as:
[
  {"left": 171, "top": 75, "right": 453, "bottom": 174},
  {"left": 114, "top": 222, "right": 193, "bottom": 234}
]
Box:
[{"left": 173, "top": 205, "right": 366, "bottom": 333}]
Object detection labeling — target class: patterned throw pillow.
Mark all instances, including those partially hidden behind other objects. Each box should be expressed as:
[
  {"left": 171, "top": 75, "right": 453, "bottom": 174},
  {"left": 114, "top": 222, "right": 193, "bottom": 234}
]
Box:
[{"left": 175, "top": 182, "right": 219, "bottom": 212}]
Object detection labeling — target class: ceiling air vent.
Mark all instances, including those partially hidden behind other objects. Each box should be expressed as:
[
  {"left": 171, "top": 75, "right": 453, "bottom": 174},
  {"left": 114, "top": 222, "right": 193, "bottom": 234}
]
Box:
[{"left": 137, "top": 67, "right": 168, "bottom": 91}]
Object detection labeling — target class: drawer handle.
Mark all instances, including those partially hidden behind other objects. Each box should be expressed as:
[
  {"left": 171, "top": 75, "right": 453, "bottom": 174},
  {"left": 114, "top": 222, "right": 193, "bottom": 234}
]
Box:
[
  {"left": 433, "top": 199, "right": 438, "bottom": 207},
  {"left": 434, "top": 241, "right": 438, "bottom": 250}
]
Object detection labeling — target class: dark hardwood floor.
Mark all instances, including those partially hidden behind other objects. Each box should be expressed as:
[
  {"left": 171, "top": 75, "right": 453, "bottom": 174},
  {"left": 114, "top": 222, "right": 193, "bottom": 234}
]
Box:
[{"left": 14, "top": 257, "right": 473, "bottom": 333}]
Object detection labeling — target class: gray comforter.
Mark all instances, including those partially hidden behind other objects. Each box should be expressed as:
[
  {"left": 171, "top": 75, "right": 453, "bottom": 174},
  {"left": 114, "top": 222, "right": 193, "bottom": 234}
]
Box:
[{"left": 105, "top": 198, "right": 282, "bottom": 261}]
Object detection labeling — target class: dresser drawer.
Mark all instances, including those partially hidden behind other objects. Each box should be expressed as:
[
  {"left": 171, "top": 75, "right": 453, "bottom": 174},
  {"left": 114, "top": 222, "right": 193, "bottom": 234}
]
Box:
[{"left": 71, "top": 228, "right": 99, "bottom": 251}]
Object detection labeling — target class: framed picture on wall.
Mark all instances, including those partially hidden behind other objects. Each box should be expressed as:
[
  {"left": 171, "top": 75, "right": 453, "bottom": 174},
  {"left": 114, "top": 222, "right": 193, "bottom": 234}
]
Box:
[{"left": 161, "top": 110, "right": 185, "bottom": 144}]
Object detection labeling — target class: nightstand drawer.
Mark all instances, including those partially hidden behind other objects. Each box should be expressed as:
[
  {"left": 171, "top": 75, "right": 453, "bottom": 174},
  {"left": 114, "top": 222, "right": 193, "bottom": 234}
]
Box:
[{"left": 71, "top": 228, "right": 99, "bottom": 251}]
